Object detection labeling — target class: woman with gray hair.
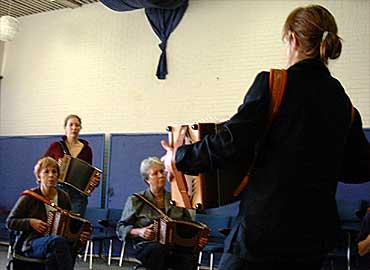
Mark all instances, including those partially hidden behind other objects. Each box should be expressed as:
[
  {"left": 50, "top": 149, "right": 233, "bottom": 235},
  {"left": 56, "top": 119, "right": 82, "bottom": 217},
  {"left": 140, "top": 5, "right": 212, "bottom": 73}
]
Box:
[{"left": 116, "top": 156, "right": 205, "bottom": 270}]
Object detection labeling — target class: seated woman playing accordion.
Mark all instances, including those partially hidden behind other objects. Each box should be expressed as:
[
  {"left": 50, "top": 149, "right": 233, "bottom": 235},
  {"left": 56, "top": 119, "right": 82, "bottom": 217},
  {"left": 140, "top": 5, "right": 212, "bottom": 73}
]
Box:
[
  {"left": 116, "top": 156, "right": 209, "bottom": 270},
  {"left": 6, "top": 157, "right": 91, "bottom": 270}
]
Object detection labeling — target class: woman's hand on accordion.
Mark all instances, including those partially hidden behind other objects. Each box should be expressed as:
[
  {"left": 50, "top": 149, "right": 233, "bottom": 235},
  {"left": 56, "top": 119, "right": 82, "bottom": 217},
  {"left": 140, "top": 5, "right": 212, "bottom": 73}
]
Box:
[
  {"left": 198, "top": 235, "right": 209, "bottom": 250},
  {"left": 29, "top": 218, "right": 50, "bottom": 234},
  {"left": 131, "top": 224, "right": 155, "bottom": 240},
  {"left": 80, "top": 224, "right": 93, "bottom": 243},
  {"left": 90, "top": 172, "right": 101, "bottom": 189},
  {"left": 86, "top": 172, "right": 101, "bottom": 194}
]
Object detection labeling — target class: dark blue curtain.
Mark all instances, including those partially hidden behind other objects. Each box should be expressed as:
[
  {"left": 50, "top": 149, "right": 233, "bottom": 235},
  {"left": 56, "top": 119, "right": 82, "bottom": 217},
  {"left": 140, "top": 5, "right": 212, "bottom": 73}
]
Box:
[
  {"left": 145, "top": 4, "right": 188, "bottom": 79},
  {"left": 100, "top": 0, "right": 188, "bottom": 79},
  {"left": 100, "top": 0, "right": 186, "bottom": 11}
]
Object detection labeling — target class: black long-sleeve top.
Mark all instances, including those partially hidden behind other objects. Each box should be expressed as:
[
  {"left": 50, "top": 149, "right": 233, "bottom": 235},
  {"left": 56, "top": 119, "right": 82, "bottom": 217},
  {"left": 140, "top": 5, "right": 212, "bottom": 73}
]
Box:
[{"left": 175, "top": 58, "right": 370, "bottom": 260}]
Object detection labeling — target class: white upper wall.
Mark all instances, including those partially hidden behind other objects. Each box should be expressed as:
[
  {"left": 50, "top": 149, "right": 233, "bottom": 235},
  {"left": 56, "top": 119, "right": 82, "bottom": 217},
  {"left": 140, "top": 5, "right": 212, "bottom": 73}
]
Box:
[{"left": 0, "top": 0, "right": 369, "bottom": 135}]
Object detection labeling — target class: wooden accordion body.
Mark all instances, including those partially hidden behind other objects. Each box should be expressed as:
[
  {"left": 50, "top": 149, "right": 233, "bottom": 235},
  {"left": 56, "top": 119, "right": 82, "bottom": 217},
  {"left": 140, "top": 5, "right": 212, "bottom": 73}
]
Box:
[
  {"left": 167, "top": 121, "right": 250, "bottom": 209},
  {"left": 153, "top": 217, "right": 210, "bottom": 252},
  {"left": 46, "top": 208, "right": 91, "bottom": 242},
  {"left": 59, "top": 155, "right": 102, "bottom": 196}
]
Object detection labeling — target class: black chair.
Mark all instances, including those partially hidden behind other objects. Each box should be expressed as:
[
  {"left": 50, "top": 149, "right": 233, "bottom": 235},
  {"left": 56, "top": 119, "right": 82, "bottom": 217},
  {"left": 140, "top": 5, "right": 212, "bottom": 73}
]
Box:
[
  {"left": 97, "top": 208, "right": 123, "bottom": 266},
  {"left": 0, "top": 209, "right": 10, "bottom": 244},
  {"left": 331, "top": 199, "right": 368, "bottom": 270},
  {"left": 6, "top": 230, "right": 45, "bottom": 270},
  {"left": 118, "top": 241, "right": 145, "bottom": 269},
  {"left": 7, "top": 254, "right": 45, "bottom": 270}
]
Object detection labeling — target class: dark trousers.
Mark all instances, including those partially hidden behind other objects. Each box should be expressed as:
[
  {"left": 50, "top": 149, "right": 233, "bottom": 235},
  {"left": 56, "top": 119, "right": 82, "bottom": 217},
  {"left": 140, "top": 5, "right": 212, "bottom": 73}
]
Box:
[
  {"left": 219, "top": 252, "right": 324, "bottom": 270},
  {"left": 136, "top": 242, "right": 198, "bottom": 270},
  {"left": 24, "top": 235, "right": 74, "bottom": 270}
]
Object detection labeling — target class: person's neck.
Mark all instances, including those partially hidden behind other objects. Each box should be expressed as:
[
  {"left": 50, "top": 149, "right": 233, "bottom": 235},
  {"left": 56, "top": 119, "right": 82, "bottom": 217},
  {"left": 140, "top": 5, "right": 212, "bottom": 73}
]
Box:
[
  {"left": 66, "top": 137, "right": 79, "bottom": 145},
  {"left": 150, "top": 188, "right": 164, "bottom": 199},
  {"left": 41, "top": 186, "right": 57, "bottom": 200},
  {"left": 287, "top": 54, "right": 309, "bottom": 68}
]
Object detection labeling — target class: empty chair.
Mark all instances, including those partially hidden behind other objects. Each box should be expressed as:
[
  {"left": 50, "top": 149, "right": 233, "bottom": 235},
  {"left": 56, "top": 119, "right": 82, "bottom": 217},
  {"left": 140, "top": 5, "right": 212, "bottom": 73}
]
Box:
[
  {"left": 83, "top": 207, "right": 109, "bottom": 269},
  {"left": 98, "top": 208, "right": 123, "bottom": 266},
  {"left": 332, "top": 199, "right": 366, "bottom": 270},
  {"left": 195, "top": 214, "right": 232, "bottom": 270}
]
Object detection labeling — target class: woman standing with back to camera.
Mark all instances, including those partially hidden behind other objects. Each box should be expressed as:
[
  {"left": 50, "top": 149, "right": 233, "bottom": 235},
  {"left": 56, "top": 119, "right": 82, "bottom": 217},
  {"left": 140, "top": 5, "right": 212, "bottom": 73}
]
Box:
[
  {"left": 44, "top": 114, "right": 100, "bottom": 217},
  {"left": 161, "top": 5, "right": 370, "bottom": 270}
]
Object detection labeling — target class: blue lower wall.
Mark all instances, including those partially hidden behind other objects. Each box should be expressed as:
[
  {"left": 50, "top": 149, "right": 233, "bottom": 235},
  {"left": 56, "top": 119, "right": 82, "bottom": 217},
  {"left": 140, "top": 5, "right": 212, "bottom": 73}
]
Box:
[
  {"left": 0, "top": 134, "right": 105, "bottom": 210},
  {"left": 0, "top": 128, "right": 369, "bottom": 217}
]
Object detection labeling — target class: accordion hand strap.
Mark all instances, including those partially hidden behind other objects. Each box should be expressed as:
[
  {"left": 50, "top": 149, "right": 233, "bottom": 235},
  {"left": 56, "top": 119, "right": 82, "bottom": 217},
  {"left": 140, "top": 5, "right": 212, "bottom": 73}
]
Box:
[
  {"left": 134, "top": 193, "right": 172, "bottom": 221},
  {"left": 170, "top": 126, "right": 192, "bottom": 209}
]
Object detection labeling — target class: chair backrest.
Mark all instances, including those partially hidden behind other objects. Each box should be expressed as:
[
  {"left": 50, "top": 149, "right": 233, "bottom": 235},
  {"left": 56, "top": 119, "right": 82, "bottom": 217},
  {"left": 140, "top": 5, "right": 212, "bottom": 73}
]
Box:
[
  {"left": 0, "top": 209, "right": 10, "bottom": 243},
  {"left": 336, "top": 199, "right": 369, "bottom": 235},
  {"left": 84, "top": 207, "right": 109, "bottom": 232},
  {"left": 106, "top": 208, "right": 123, "bottom": 235},
  {"left": 195, "top": 214, "right": 231, "bottom": 241},
  {"left": 107, "top": 208, "right": 122, "bottom": 225},
  {"left": 336, "top": 199, "right": 363, "bottom": 223}
]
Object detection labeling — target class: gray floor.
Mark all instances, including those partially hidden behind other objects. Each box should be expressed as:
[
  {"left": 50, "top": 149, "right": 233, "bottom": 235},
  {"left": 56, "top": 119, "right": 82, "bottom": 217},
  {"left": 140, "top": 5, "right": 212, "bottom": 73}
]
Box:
[{"left": 0, "top": 243, "right": 138, "bottom": 270}]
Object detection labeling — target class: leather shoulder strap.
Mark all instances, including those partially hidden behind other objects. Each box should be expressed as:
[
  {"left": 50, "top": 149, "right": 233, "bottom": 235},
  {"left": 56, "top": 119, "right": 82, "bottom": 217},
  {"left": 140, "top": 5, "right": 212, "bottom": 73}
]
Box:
[
  {"left": 58, "top": 141, "right": 71, "bottom": 156},
  {"left": 268, "top": 68, "right": 287, "bottom": 125},
  {"left": 350, "top": 105, "right": 355, "bottom": 127},
  {"left": 21, "top": 189, "right": 53, "bottom": 206},
  {"left": 233, "top": 69, "right": 288, "bottom": 197},
  {"left": 133, "top": 193, "right": 171, "bottom": 220}
]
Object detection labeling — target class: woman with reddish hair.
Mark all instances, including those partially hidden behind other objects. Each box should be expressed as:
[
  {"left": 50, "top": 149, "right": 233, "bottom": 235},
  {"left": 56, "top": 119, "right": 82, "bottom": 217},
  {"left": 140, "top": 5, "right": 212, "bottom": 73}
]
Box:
[
  {"left": 7, "top": 157, "right": 91, "bottom": 269},
  {"left": 161, "top": 5, "right": 370, "bottom": 270}
]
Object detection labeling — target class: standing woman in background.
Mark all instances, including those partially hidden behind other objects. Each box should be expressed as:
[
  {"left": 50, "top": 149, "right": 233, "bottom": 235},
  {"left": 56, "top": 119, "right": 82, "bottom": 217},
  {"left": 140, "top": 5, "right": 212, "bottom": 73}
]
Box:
[
  {"left": 161, "top": 4, "right": 370, "bottom": 270},
  {"left": 44, "top": 114, "right": 100, "bottom": 217}
]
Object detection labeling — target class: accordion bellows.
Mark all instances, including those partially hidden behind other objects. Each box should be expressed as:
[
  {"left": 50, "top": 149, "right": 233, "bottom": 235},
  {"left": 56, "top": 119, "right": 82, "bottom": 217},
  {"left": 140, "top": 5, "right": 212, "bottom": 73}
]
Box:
[
  {"left": 58, "top": 155, "right": 102, "bottom": 196},
  {"left": 153, "top": 216, "right": 210, "bottom": 252},
  {"left": 46, "top": 209, "right": 91, "bottom": 242}
]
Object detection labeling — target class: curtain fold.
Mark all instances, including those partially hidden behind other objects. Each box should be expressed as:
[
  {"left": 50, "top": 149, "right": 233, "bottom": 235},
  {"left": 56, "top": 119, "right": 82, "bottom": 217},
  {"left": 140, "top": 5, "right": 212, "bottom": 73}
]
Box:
[
  {"left": 145, "top": 3, "right": 188, "bottom": 79},
  {"left": 99, "top": 0, "right": 188, "bottom": 79}
]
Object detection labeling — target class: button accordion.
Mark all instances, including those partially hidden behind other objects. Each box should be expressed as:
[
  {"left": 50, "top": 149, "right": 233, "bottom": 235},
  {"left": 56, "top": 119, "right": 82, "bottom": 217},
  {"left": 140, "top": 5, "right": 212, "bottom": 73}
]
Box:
[
  {"left": 46, "top": 208, "right": 91, "bottom": 242},
  {"left": 167, "top": 121, "right": 251, "bottom": 209},
  {"left": 58, "top": 155, "right": 102, "bottom": 196},
  {"left": 153, "top": 216, "right": 210, "bottom": 252},
  {"left": 133, "top": 193, "right": 210, "bottom": 252}
]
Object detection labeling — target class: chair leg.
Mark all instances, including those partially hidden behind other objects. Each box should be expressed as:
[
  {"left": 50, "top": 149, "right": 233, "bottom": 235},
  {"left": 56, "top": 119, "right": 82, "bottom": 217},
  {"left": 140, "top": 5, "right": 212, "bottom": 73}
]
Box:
[
  {"left": 108, "top": 239, "right": 112, "bottom": 266},
  {"left": 197, "top": 251, "right": 203, "bottom": 270},
  {"left": 331, "top": 257, "right": 334, "bottom": 270},
  {"left": 119, "top": 242, "right": 126, "bottom": 267},
  {"left": 210, "top": 252, "right": 214, "bottom": 270},
  {"left": 7, "top": 244, "right": 12, "bottom": 259},
  {"left": 84, "top": 240, "right": 90, "bottom": 262},
  {"left": 89, "top": 240, "right": 93, "bottom": 269},
  {"left": 347, "top": 232, "right": 351, "bottom": 270}
]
